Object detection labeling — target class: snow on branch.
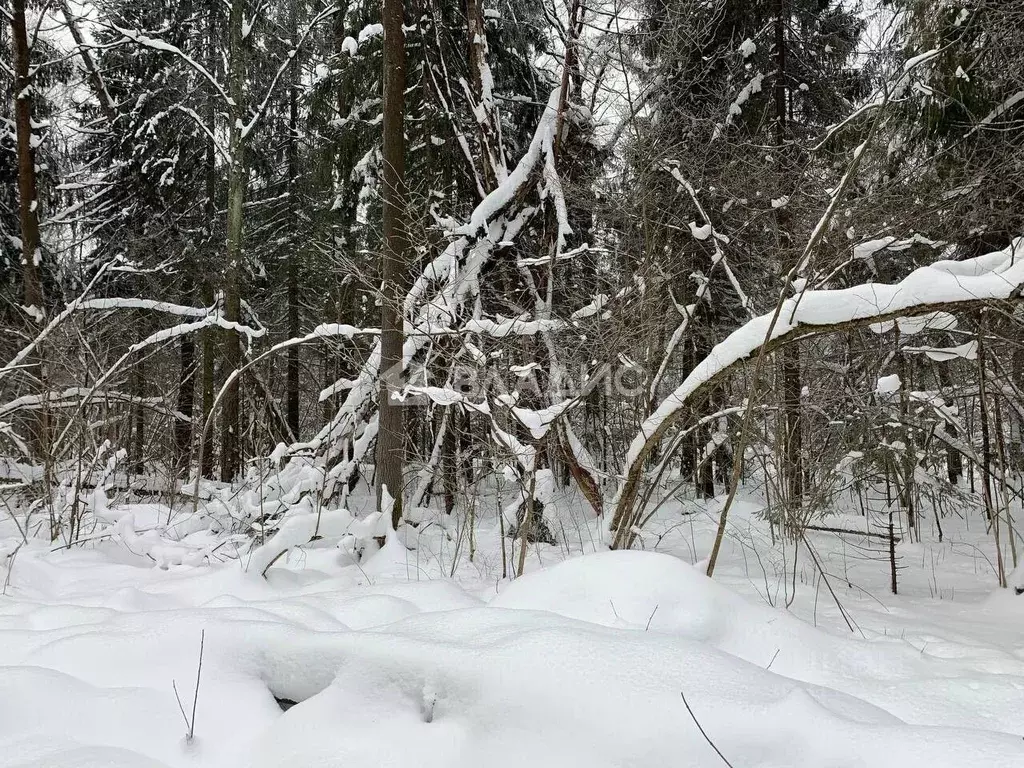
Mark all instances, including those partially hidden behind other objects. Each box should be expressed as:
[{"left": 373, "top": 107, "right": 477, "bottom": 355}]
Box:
[
  {"left": 307, "top": 88, "right": 565, "bottom": 495},
  {"left": 460, "top": 317, "right": 565, "bottom": 338},
  {"left": 812, "top": 48, "right": 940, "bottom": 152},
  {"left": 609, "top": 238, "right": 1024, "bottom": 543},
  {"left": 172, "top": 105, "right": 231, "bottom": 164},
  {"left": 243, "top": 3, "right": 341, "bottom": 139},
  {"left": 975, "top": 91, "right": 1024, "bottom": 132},
  {"left": 712, "top": 72, "right": 763, "bottom": 141},
  {"left": 0, "top": 264, "right": 113, "bottom": 383},
  {"left": 50, "top": 315, "right": 264, "bottom": 458},
  {"left": 462, "top": 88, "right": 563, "bottom": 236},
  {"left": 651, "top": 166, "right": 754, "bottom": 399},
  {"left": 109, "top": 26, "right": 231, "bottom": 105},
  {"left": 0, "top": 279, "right": 250, "bottom": 390},
  {"left": 0, "top": 388, "right": 186, "bottom": 422},
  {"left": 76, "top": 298, "right": 212, "bottom": 317}
]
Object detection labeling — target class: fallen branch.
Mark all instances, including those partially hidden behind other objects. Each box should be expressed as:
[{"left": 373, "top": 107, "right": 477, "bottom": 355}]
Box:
[{"left": 801, "top": 524, "right": 901, "bottom": 542}]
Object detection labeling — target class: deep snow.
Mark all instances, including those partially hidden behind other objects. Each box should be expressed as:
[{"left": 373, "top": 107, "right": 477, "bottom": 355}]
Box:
[{"left": 2, "top": 486, "right": 1024, "bottom": 767}]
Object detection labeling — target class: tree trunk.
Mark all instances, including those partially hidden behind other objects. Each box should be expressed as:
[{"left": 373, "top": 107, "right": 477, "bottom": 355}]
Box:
[
  {"left": 773, "top": 0, "right": 802, "bottom": 515},
  {"left": 132, "top": 345, "right": 146, "bottom": 475},
  {"left": 376, "top": 0, "right": 409, "bottom": 526},
  {"left": 285, "top": 0, "right": 301, "bottom": 439},
  {"left": 896, "top": 332, "right": 915, "bottom": 535},
  {"left": 935, "top": 363, "right": 962, "bottom": 485},
  {"left": 175, "top": 330, "right": 197, "bottom": 473},
  {"left": 1010, "top": 348, "right": 1024, "bottom": 475},
  {"left": 782, "top": 345, "right": 802, "bottom": 508},
  {"left": 466, "top": 0, "right": 497, "bottom": 189},
  {"left": 12, "top": 0, "right": 46, "bottom": 460},
  {"left": 978, "top": 315, "right": 1007, "bottom": 587},
  {"left": 200, "top": 0, "right": 218, "bottom": 479},
  {"left": 220, "top": 0, "right": 246, "bottom": 482}
]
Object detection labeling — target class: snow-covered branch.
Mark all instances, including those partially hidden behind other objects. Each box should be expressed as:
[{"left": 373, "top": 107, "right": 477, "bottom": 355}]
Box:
[
  {"left": 109, "top": 25, "right": 231, "bottom": 105},
  {"left": 609, "top": 238, "right": 1024, "bottom": 543}
]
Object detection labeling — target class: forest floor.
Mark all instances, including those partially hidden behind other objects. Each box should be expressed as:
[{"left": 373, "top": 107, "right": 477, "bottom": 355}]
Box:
[{"left": 1, "top": 477, "right": 1023, "bottom": 767}]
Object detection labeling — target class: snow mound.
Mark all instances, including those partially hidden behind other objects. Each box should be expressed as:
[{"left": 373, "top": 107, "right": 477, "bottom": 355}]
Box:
[
  {"left": 492, "top": 549, "right": 725, "bottom": 629},
  {"left": 494, "top": 552, "right": 897, "bottom": 678},
  {"left": 3, "top": 547, "right": 1024, "bottom": 767},
  {"left": 249, "top": 606, "right": 1024, "bottom": 768}
]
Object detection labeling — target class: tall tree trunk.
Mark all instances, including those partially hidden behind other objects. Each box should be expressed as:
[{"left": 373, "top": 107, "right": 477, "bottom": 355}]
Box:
[
  {"left": 285, "top": 0, "right": 301, "bottom": 439},
  {"left": 221, "top": 0, "right": 246, "bottom": 482},
  {"left": 200, "top": 0, "right": 218, "bottom": 479},
  {"left": 1010, "top": 348, "right": 1024, "bottom": 476},
  {"left": 12, "top": 0, "right": 46, "bottom": 460},
  {"left": 376, "top": 0, "right": 408, "bottom": 526},
  {"left": 773, "top": 0, "right": 802, "bottom": 514},
  {"left": 175, "top": 270, "right": 198, "bottom": 475},
  {"left": 466, "top": 0, "right": 496, "bottom": 189},
  {"left": 174, "top": 0, "right": 199, "bottom": 473},
  {"left": 895, "top": 329, "right": 915, "bottom": 535}
]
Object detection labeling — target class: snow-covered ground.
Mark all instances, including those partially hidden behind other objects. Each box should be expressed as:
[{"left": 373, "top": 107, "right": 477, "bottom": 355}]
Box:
[{"left": 2, "top": 482, "right": 1024, "bottom": 767}]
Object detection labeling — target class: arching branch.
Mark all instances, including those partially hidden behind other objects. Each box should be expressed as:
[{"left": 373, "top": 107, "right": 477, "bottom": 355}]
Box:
[{"left": 609, "top": 240, "right": 1024, "bottom": 547}]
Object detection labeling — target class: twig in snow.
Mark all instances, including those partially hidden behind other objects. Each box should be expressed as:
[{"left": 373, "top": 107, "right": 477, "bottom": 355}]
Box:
[
  {"left": 172, "top": 629, "right": 205, "bottom": 743},
  {"left": 799, "top": 535, "right": 860, "bottom": 636},
  {"left": 644, "top": 604, "right": 659, "bottom": 631},
  {"left": 2, "top": 543, "right": 22, "bottom": 596},
  {"left": 680, "top": 692, "right": 736, "bottom": 768}
]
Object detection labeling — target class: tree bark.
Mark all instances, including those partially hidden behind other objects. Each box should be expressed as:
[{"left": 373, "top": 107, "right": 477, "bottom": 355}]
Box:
[
  {"left": 773, "top": 0, "right": 802, "bottom": 515},
  {"left": 782, "top": 345, "right": 802, "bottom": 507},
  {"left": 895, "top": 328, "right": 915, "bottom": 535},
  {"left": 175, "top": 330, "right": 197, "bottom": 473},
  {"left": 12, "top": 0, "right": 46, "bottom": 460},
  {"left": 220, "top": 0, "right": 246, "bottom": 482},
  {"left": 200, "top": 0, "right": 218, "bottom": 479},
  {"left": 376, "top": 0, "right": 408, "bottom": 526},
  {"left": 285, "top": 0, "right": 301, "bottom": 439},
  {"left": 131, "top": 341, "right": 146, "bottom": 475},
  {"left": 978, "top": 315, "right": 1007, "bottom": 587},
  {"left": 466, "top": 0, "right": 496, "bottom": 189},
  {"left": 935, "top": 363, "right": 962, "bottom": 484}
]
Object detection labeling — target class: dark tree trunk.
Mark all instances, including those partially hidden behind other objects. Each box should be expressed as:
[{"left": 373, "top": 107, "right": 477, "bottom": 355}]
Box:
[
  {"left": 220, "top": 0, "right": 246, "bottom": 482},
  {"left": 782, "top": 345, "right": 802, "bottom": 505},
  {"left": 12, "top": 0, "right": 46, "bottom": 460},
  {"left": 175, "top": 331, "right": 197, "bottom": 473},
  {"left": 200, "top": 0, "right": 218, "bottom": 479},
  {"left": 773, "top": 0, "right": 802, "bottom": 513},
  {"left": 375, "top": 0, "right": 409, "bottom": 526},
  {"left": 466, "top": 0, "right": 495, "bottom": 189},
  {"left": 132, "top": 349, "right": 146, "bottom": 475},
  {"left": 935, "top": 363, "right": 962, "bottom": 485},
  {"left": 285, "top": 0, "right": 301, "bottom": 439}
]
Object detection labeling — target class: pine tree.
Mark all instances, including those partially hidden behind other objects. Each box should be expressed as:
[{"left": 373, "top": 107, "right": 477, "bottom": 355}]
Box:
[
  {"left": 3, "top": 0, "right": 73, "bottom": 459},
  {"left": 306, "top": 0, "right": 557, "bottom": 507},
  {"left": 615, "top": 0, "right": 863, "bottom": 502},
  {"left": 83, "top": 0, "right": 215, "bottom": 473},
  {"left": 881, "top": 0, "right": 1024, "bottom": 254}
]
